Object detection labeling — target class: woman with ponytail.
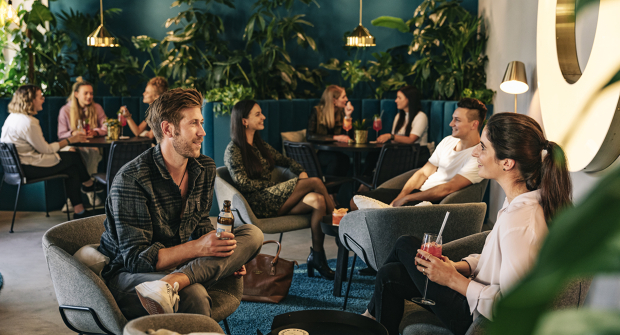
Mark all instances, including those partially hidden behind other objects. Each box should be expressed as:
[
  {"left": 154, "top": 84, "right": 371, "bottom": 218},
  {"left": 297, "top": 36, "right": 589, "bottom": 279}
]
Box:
[{"left": 362, "top": 112, "right": 572, "bottom": 335}]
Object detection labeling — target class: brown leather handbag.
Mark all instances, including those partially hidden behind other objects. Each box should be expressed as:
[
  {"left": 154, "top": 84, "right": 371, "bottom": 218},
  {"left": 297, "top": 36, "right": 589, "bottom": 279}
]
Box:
[{"left": 242, "top": 240, "right": 298, "bottom": 303}]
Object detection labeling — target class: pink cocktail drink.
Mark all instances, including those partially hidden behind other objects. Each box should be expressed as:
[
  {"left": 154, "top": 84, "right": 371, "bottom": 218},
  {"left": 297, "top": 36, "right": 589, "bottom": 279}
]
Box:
[
  {"left": 420, "top": 242, "right": 442, "bottom": 260},
  {"left": 83, "top": 120, "right": 90, "bottom": 133},
  {"left": 118, "top": 114, "right": 127, "bottom": 127},
  {"left": 373, "top": 119, "right": 382, "bottom": 132}
]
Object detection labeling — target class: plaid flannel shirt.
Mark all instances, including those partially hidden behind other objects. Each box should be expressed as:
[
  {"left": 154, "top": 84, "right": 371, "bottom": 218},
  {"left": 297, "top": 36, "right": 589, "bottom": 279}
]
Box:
[{"left": 98, "top": 144, "right": 216, "bottom": 281}]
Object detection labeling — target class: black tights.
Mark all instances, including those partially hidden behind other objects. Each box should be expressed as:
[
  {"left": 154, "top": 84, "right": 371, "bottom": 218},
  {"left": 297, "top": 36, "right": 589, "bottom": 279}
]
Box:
[
  {"left": 21, "top": 151, "right": 91, "bottom": 207},
  {"left": 367, "top": 235, "right": 472, "bottom": 335}
]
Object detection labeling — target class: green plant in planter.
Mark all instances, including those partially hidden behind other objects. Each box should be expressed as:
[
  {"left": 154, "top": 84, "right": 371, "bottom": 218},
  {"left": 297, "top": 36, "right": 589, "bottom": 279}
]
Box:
[
  {"left": 353, "top": 119, "right": 368, "bottom": 131},
  {"left": 371, "top": 0, "right": 494, "bottom": 102},
  {"left": 243, "top": 0, "right": 324, "bottom": 99},
  {"left": 205, "top": 83, "right": 254, "bottom": 116}
]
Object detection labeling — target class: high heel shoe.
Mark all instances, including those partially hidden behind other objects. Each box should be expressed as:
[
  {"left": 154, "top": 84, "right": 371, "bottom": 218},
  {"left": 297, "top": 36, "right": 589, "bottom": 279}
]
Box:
[{"left": 307, "top": 247, "right": 335, "bottom": 280}]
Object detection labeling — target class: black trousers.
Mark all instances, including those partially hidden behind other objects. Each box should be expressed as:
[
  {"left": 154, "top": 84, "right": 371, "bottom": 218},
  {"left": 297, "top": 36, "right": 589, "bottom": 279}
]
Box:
[
  {"left": 21, "top": 152, "right": 91, "bottom": 207},
  {"left": 317, "top": 150, "right": 350, "bottom": 193},
  {"left": 367, "top": 235, "right": 473, "bottom": 335}
]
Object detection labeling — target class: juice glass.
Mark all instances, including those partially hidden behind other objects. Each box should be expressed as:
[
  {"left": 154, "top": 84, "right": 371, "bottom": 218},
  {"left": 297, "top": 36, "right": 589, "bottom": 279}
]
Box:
[
  {"left": 412, "top": 233, "right": 443, "bottom": 305},
  {"left": 343, "top": 116, "right": 353, "bottom": 133}
]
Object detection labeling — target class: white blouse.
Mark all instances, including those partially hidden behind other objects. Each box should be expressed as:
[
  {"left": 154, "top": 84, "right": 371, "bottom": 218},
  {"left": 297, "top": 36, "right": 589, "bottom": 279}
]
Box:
[
  {"left": 391, "top": 111, "right": 428, "bottom": 146},
  {"left": 1, "top": 113, "right": 61, "bottom": 167},
  {"left": 462, "top": 190, "right": 548, "bottom": 321}
]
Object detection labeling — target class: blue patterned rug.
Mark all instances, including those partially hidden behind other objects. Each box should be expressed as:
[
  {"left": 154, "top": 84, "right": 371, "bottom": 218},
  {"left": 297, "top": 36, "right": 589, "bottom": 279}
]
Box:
[{"left": 222, "top": 256, "right": 373, "bottom": 335}]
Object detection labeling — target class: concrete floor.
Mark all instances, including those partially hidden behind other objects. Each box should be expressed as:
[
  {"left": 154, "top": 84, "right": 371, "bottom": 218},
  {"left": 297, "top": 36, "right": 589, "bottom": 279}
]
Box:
[{"left": 0, "top": 210, "right": 338, "bottom": 335}]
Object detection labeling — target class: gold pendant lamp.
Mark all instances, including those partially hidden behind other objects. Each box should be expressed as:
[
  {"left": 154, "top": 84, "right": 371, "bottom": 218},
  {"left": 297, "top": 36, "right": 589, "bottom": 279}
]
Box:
[
  {"left": 346, "top": 0, "right": 376, "bottom": 47},
  {"left": 1, "top": 0, "right": 18, "bottom": 24},
  {"left": 87, "top": 0, "right": 119, "bottom": 47}
]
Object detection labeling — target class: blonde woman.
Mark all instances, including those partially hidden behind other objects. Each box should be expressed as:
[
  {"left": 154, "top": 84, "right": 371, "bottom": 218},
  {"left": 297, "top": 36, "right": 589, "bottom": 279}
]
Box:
[
  {"left": 1, "top": 85, "right": 94, "bottom": 219},
  {"left": 119, "top": 76, "right": 169, "bottom": 139},
  {"left": 57, "top": 78, "right": 107, "bottom": 207},
  {"left": 307, "top": 85, "right": 354, "bottom": 196}
]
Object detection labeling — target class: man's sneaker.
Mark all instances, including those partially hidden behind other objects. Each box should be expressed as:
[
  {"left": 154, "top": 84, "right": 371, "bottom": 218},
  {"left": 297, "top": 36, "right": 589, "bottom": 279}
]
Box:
[
  {"left": 62, "top": 199, "right": 73, "bottom": 213},
  {"left": 135, "top": 281, "right": 180, "bottom": 315}
]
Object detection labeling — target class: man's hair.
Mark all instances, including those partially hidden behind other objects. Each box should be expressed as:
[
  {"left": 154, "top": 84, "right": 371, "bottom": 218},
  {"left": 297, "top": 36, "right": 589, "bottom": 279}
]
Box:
[
  {"left": 146, "top": 88, "right": 203, "bottom": 142},
  {"left": 458, "top": 98, "right": 487, "bottom": 132},
  {"left": 147, "top": 77, "right": 169, "bottom": 96}
]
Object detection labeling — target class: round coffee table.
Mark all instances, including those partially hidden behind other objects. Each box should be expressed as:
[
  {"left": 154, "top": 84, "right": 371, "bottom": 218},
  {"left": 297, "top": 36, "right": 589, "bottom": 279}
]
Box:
[{"left": 269, "top": 310, "right": 387, "bottom": 335}]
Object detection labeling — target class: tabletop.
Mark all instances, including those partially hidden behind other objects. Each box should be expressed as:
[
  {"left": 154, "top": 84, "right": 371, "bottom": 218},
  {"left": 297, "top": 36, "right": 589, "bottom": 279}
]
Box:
[
  {"left": 68, "top": 136, "right": 153, "bottom": 148},
  {"left": 311, "top": 141, "right": 384, "bottom": 152}
]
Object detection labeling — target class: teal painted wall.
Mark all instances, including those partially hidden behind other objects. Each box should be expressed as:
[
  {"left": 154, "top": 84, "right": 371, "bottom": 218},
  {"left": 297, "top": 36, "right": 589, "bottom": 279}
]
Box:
[{"left": 50, "top": 0, "right": 477, "bottom": 95}]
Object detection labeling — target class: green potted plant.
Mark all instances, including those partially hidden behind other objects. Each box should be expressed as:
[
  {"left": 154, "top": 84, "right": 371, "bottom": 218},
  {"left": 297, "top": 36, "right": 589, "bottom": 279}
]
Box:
[
  {"left": 104, "top": 118, "right": 121, "bottom": 140},
  {"left": 353, "top": 119, "right": 369, "bottom": 144}
]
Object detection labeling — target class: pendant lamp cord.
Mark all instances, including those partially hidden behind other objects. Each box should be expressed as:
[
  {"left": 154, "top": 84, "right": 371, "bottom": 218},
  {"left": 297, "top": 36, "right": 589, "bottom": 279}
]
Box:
[
  {"left": 359, "top": 0, "right": 362, "bottom": 25},
  {"left": 99, "top": 0, "right": 104, "bottom": 25}
]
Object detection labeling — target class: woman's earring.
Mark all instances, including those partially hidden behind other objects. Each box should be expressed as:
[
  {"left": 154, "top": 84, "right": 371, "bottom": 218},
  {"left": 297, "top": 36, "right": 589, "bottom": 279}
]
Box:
[
  {"left": 503, "top": 168, "right": 506, "bottom": 171},
  {"left": 245, "top": 124, "right": 248, "bottom": 129}
]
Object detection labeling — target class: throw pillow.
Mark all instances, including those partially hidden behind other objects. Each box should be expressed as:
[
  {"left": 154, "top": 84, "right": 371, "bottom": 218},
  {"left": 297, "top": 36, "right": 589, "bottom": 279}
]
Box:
[{"left": 73, "top": 244, "right": 110, "bottom": 279}]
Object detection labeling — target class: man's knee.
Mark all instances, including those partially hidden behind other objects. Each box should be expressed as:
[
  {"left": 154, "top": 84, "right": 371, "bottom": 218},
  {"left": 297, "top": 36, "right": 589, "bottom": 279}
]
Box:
[
  {"left": 396, "top": 235, "right": 418, "bottom": 251},
  {"left": 178, "top": 283, "right": 212, "bottom": 317},
  {"left": 235, "top": 224, "right": 263, "bottom": 251}
]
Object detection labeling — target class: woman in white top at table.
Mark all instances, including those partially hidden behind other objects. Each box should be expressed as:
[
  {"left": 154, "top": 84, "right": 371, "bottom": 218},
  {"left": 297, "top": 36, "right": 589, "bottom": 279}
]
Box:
[
  {"left": 1, "top": 85, "right": 96, "bottom": 219},
  {"left": 361, "top": 86, "right": 430, "bottom": 186},
  {"left": 362, "top": 112, "right": 572, "bottom": 335}
]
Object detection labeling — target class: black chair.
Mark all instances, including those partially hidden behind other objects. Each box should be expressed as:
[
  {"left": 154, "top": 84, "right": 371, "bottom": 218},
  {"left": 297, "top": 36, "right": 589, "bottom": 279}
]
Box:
[
  {"left": 354, "top": 143, "right": 419, "bottom": 190},
  {"left": 0, "top": 142, "right": 70, "bottom": 233},
  {"left": 283, "top": 140, "right": 353, "bottom": 190},
  {"left": 92, "top": 140, "right": 152, "bottom": 207}
]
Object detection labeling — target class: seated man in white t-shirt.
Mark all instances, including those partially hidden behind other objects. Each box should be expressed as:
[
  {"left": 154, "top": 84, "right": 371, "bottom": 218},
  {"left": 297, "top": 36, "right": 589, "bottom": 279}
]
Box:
[{"left": 351, "top": 98, "right": 487, "bottom": 209}]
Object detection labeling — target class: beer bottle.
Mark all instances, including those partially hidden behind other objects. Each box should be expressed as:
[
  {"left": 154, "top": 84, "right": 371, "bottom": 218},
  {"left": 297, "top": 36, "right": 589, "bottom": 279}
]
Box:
[{"left": 216, "top": 200, "right": 234, "bottom": 240}]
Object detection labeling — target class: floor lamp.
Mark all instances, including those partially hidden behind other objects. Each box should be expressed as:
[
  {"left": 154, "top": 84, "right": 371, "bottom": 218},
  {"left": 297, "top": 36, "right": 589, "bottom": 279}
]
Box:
[{"left": 500, "top": 61, "right": 529, "bottom": 113}]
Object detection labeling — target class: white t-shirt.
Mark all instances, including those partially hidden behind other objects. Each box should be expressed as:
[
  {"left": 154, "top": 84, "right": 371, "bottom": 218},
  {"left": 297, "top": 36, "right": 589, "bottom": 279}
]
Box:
[
  {"left": 391, "top": 111, "right": 428, "bottom": 146},
  {"left": 420, "top": 135, "right": 482, "bottom": 191}
]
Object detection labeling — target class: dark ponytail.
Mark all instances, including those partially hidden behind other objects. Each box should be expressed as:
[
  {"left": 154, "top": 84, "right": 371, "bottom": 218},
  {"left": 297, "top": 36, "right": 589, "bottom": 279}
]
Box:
[
  {"left": 231, "top": 100, "right": 274, "bottom": 179},
  {"left": 394, "top": 86, "right": 422, "bottom": 135},
  {"left": 485, "top": 113, "right": 572, "bottom": 222}
]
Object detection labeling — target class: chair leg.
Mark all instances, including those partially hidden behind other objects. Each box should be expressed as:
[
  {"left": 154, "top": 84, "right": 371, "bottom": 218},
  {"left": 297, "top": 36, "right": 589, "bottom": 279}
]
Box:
[
  {"left": 278, "top": 232, "right": 283, "bottom": 244},
  {"left": 223, "top": 317, "right": 231, "bottom": 334},
  {"left": 61, "top": 180, "right": 70, "bottom": 221},
  {"left": 342, "top": 254, "right": 357, "bottom": 311},
  {"left": 10, "top": 183, "right": 21, "bottom": 233},
  {"left": 92, "top": 181, "right": 96, "bottom": 212},
  {"left": 44, "top": 180, "right": 50, "bottom": 217}
]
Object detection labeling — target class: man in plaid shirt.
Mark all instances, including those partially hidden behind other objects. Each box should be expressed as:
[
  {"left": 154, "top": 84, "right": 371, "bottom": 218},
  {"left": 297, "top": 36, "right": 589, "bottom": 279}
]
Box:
[{"left": 98, "top": 88, "right": 263, "bottom": 319}]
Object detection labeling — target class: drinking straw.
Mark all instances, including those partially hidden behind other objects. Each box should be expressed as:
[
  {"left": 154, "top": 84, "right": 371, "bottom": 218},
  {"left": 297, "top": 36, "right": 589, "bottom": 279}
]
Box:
[{"left": 437, "top": 211, "right": 450, "bottom": 241}]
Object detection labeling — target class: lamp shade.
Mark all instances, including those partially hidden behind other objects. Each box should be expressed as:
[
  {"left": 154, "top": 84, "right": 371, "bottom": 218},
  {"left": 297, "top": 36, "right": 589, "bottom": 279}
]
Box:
[
  {"left": 500, "top": 61, "right": 529, "bottom": 94},
  {"left": 1, "top": 0, "right": 17, "bottom": 24},
  {"left": 346, "top": 24, "right": 376, "bottom": 47},
  {"left": 87, "top": 0, "right": 119, "bottom": 48}
]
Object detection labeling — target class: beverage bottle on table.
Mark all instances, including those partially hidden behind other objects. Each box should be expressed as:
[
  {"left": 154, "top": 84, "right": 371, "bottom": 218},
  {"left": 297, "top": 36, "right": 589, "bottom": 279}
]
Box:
[
  {"left": 77, "top": 119, "right": 85, "bottom": 135},
  {"left": 216, "top": 200, "right": 234, "bottom": 240}
]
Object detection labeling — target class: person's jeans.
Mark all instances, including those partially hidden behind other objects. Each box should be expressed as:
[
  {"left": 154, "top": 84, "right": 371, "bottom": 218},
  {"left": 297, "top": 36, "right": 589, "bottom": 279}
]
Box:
[
  {"left": 21, "top": 151, "right": 91, "bottom": 206},
  {"left": 367, "top": 235, "right": 472, "bottom": 335},
  {"left": 107, "top": 224, "right": 263, "bottom": 320}
]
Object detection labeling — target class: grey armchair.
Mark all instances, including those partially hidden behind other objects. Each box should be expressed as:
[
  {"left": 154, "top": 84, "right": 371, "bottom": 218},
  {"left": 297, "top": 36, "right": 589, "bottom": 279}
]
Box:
[
  {"left": 123, "top": 314, "right": 224, "bottom": 335},
  {"left": 215, "top": 166, "right": 311, "bottom": 242},
  {"left": 376, "top": 169, "right": 489, "bottom": 205},
  {"left": 42, "top": 215, "right": 242, "bottom": 335},
  {"left": 399, "top": 232, "right": 592, "bottom": 335},
  {"left": 338, "top": 203, "right": 487, "bottom": 272}
]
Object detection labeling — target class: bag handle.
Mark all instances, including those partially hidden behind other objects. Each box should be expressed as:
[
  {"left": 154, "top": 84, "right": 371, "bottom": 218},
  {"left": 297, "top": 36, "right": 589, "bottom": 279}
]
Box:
[{"left": 262, "top": 240, "right": 281, "bottom": 266}]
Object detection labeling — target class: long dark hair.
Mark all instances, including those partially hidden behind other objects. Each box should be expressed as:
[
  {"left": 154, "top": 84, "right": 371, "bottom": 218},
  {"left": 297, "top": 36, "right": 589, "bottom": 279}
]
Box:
[
  {"left": 231, "top": 99, "right": 274, "bottom": 179},
  {"left": 485, "top": 113, "right": 572, "bottom": 222},
  {"left": 394, "top": 86, "right": 422, "bottom": 135}
]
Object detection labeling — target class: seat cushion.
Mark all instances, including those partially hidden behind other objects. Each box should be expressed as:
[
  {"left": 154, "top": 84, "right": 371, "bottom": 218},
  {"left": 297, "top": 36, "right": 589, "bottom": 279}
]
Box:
[{"left": 73, "top": 243, "right": 110, "bottom": 279}]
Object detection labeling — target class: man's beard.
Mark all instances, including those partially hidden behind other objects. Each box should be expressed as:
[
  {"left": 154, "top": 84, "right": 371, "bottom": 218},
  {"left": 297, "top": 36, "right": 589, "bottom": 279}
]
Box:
[{"left": 172, "top": 132, "right": 200, "bottom": 159}]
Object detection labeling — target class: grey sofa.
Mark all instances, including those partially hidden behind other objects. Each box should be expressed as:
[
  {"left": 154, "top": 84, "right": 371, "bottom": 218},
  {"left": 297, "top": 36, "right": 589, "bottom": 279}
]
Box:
[
  {"left": 338, "top": 203, "right": 487, "bottom": 272},
  {"left": 215, "top": 166, "right": 311, "bottom": 238},
  {"left": 399, "top": 231, "right": 592, "bottom": 335},
  {"left": 123, "top": 314, "right": 224, "bottom": 335},
  {"left": 42, "top": 215, "right": 242, "bottom": 335},
  {"left": 377, "top": 169, "right": 489, "bottom": 205}
]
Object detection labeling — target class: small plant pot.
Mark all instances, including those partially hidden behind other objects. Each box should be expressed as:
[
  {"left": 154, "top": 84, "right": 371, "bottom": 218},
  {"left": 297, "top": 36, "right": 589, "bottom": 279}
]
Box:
[
  {"left": 355, "top": 130, "right": 368, "bottom": 144},
  {"left": 107, "top": 126, "right": 120, "bottom": 140}
]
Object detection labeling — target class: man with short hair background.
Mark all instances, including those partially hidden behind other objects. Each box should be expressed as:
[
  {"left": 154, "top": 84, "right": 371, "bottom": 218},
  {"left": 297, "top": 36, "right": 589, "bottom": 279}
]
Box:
[
  {"left": 351, "top": 98, "right": 487, "bottom": 209},
  {"left": 98, "top": 88, "right": 263, "bottom": 319}
]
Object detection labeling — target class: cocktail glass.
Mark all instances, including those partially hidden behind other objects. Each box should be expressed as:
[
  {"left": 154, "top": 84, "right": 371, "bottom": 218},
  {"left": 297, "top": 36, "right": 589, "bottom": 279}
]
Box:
[
  {"left": 412, "top": 233, "right": 443, "bottom": 306},
  {"left": 373, "top": 116, "right": 382, "bottom": 140}
]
